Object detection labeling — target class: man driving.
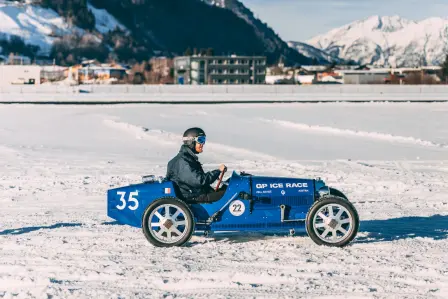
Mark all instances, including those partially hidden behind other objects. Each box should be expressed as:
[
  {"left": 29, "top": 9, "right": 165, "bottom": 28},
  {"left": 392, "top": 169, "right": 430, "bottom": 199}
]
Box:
[{"left": 166, "top": 127, "right": 227, "bottom": 203}]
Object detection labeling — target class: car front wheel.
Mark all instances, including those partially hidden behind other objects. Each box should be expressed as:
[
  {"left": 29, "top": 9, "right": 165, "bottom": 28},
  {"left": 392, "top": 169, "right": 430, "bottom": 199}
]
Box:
[{"left": 306, "top": 196, "right": 359, "bottom": 247}]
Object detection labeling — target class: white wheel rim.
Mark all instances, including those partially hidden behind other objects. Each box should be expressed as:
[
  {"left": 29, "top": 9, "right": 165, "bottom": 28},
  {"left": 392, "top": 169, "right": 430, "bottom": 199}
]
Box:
[
  {"left": 148, "top": 204, "right": 189, "bottom": 244},
  {"left": 312, "top": 203, "right": 353, "bottom": 243}
]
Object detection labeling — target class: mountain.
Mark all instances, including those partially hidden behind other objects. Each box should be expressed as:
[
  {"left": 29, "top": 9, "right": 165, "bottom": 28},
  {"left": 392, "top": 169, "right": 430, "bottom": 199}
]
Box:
[
  {"left": 287, "top": 41, "right": 348, "bottom": 64},
  {"left": 0, "top": 0, "right": 318, "bottom": 66},
  {"left": 0, "top": 0, "right": 126, "bottom": 57},
  {"left": 303, "top": 15, "right": 448, "bottom": 67}
]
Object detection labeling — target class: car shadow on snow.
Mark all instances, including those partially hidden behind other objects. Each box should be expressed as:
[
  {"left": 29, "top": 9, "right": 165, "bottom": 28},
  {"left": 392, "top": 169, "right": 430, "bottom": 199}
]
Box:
[
  {"left": 191, "top": 214, "right": 448, "bottom": 245},
  {"left": 0, "top": 223, "right": 83, "bottom": 236},
  {"left": 101, "top": 220, "right": 122, "bottom": 226},
  {"left": 355, "top": 214, "right": 448, "bottom": 244}
]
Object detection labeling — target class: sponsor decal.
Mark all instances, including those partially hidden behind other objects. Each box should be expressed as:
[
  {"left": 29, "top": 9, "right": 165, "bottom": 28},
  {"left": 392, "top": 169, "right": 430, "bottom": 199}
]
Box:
[
  {"left": 255, "top": 182, "right": 308, "bottom": 189},
  {"left": 229, "top": 200, "right": 245, "bottom": 216}
]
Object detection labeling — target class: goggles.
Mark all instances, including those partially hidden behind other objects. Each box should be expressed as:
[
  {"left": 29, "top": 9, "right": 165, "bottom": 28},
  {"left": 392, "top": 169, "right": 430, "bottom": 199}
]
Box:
[
  {"left": 196, "top": 135, "right": 206, "bottom": 144},
  {"left": 183, "top": 135, "right": 206, "bottom": 144}
]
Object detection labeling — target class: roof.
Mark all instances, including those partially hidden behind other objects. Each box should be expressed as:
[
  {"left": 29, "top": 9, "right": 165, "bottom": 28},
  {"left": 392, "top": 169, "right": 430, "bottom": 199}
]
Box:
[
  {"left": 338, "top": 69, "right": 392, "bottom": 74},
  {"left": 175, "top": 55, "right": 266, "bottom": 60},
  {"left": 80, "top": 65, "right": 126, "bottom": 71},
  {"left": 300, "top": 65, "right": 329, "bottom": 72}
]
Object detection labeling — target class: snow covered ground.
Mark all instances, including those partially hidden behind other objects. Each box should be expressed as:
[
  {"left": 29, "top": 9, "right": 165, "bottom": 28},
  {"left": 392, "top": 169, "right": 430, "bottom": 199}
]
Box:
[{"left": 0, "top": 102, "right": 447, "bottom": 298}]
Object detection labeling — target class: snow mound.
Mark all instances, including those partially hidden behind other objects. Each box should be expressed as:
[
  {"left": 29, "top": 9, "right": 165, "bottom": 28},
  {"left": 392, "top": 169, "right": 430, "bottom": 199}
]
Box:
[{"left": 262, "top": 118, "right": 448, "bottom": 149}]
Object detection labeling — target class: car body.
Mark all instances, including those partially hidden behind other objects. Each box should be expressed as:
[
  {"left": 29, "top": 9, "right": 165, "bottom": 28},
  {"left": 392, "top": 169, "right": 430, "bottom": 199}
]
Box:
[{"left": 107, "top": 170, "right": 359, "bottom": 247}]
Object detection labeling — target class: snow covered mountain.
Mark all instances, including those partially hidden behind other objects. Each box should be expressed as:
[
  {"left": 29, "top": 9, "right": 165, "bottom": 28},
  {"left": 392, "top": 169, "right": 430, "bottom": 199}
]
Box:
[
  {"left": 0, "top": 0, "right": 126, "bottom": 56},
  {"left": 0, "top": 1, "right": 79, "bottom": 55},
  {"left": 304, "top": 15, "right": 448, "bottom": 67},
  {"left": 287, "top": 41, "right": 347, "bottom": 64}
]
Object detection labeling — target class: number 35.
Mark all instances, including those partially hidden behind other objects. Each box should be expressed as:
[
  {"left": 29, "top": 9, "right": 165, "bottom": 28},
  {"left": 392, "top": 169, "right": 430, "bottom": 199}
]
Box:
[{"left": 116, "top": 191, "right": 139, "bottom": 210}]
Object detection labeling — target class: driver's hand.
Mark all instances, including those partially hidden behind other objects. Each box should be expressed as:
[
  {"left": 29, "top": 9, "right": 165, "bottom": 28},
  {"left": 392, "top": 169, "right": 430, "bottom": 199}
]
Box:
[{"left": 219, "top": 164, "right": 227, "bottom": 172}]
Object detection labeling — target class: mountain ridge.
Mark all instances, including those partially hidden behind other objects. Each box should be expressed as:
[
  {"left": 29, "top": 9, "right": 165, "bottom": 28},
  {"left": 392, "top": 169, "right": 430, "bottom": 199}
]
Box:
[{"left": 300, "top": 15, "right": 448, "bottom": 67}]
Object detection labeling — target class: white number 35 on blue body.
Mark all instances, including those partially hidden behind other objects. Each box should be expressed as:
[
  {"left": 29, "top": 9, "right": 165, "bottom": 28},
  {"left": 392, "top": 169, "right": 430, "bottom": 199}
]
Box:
[{"left": 116, "top": 191, "right": 139, "bottom": 211}]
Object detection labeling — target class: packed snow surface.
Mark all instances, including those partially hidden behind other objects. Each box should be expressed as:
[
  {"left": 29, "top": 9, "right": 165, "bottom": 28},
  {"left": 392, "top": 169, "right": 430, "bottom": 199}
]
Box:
[{"left": 0, "top": 102, "right": 447, "bottom": 298}]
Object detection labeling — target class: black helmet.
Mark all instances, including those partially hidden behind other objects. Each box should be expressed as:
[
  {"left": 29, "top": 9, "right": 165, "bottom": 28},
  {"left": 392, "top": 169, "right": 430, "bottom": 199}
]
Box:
[{"left": 182, "top": 127, "right": 206, "bottom": 151}]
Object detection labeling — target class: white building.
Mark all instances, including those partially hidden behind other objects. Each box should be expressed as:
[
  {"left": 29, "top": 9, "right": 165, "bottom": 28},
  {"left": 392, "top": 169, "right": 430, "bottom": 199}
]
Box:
[
  {"left": 0, "top": 65, "right": 41, "bottom": 86},
  {"left": 338, "top": 69, "right": 390, "bottom": 84},
  {"left": 295, "top": 75, "right": 315, "bottom": 84}
]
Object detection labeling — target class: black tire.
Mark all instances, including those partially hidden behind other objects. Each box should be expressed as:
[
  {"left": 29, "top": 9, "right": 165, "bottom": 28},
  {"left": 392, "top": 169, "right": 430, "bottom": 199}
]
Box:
[
  {"left": 306, "top": 196, "right": 359, "bottom": 247},
  {"left": 329, "top": 187, "right": 348, "bottom": 200},
  {"left": 142, "top": 197, "right": 195, "bottom": 247}
]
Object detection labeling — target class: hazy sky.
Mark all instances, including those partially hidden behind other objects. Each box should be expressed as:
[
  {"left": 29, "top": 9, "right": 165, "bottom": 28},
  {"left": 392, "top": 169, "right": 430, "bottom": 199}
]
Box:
[{"left": 240, "top": 0, "right": 448, "bottom": 41}]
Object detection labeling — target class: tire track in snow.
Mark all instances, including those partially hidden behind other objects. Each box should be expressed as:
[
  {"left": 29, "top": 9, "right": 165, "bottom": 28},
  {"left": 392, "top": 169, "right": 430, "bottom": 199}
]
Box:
[
  {"left": 260, "top": 118, "right": 448, "bottom": 149},
  {"left": 103, "top": 119, "right": 278, "bottom": 162}
]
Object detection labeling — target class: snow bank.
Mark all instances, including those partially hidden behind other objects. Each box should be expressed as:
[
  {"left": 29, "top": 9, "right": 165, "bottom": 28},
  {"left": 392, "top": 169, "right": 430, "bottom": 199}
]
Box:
[
  {"left": 262, "top": 119, "right": 448, "bottom": 149},
  {"left": 0, "top": 85, "right": 448, "bottom": 103}
]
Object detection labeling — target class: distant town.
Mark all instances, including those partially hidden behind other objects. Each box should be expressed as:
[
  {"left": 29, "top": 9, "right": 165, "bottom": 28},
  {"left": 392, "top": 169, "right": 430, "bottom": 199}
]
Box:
[{"left": 0, "top": 53, "right": 447, "bottom": 87}]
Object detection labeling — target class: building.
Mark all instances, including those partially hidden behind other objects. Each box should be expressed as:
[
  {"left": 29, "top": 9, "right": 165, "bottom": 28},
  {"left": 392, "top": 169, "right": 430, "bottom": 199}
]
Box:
[
  {"left": 174, "top": 55, "right": 266, "bottom": 84},
  {"left": 315, "top": 71, "right": 344, "bottom": 84},
  {"left": 0, "top": 65, "right": 41, "bottom": 86},
  {"left": 148, "top": 57, "right": 174, "bottom": 84},
  {"left": 40, "top": 65, "right": 69, "bottom": 83},
  {"left": 4, "top": 54, "right": 32, "bottom": 65},
  {"left": 265, "top": 75, "right": 290, "bottom": 84},
  {"left": 77, "top": 64, "right": 127, "bottom": 83},
  {"left": 295, "top": 75, "right": 315, "bottom": 84},
  {"left": 150, "top": 57, "right": 173, "bottom": 77},
  {"left": 338, "top": 69, "right": 391, "bottom": 84},
  {"left": 339, "top": 66, "right": 443, "bottom": 84}
]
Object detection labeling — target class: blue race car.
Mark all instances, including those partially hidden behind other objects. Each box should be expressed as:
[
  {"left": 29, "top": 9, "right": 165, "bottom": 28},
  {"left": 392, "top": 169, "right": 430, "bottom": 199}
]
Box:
[{"left": 106, "top": 169, "right": 359, "bottom": 247}]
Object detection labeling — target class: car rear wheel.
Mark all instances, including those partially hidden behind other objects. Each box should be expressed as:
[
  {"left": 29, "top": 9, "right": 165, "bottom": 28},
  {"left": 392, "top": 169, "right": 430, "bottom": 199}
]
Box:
[
  {"left": 142, "top": 197, "right": 194, "bottom": 247},
  {"left": 306, "top": 196, "right": 359, "bottom": 247}
]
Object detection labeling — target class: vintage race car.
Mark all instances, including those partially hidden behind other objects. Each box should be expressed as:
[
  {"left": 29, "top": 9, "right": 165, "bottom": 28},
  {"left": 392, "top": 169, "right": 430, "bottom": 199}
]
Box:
[{"left": 106, "top": 169, "right": 359, "bottom": 247}]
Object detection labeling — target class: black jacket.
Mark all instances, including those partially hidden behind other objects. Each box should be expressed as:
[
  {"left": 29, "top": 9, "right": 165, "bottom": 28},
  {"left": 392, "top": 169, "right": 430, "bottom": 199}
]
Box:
[{"left": 166, "top": 145, "right": 221, "bottom": 200}]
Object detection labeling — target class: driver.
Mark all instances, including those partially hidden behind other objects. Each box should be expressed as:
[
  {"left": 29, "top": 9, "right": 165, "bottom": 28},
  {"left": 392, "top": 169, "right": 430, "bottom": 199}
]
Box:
[{"left": 166, "top": 127, "right": 227, "bottom": 203}]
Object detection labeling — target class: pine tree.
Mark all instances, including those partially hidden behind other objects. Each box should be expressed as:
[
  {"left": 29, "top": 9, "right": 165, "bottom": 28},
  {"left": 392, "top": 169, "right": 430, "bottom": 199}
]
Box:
[
  {"left": 442, "top": 53, "right": 448, "bottom": 84},
  {"left": 206, "top": 48, "right": 214, "bottom": 56}
]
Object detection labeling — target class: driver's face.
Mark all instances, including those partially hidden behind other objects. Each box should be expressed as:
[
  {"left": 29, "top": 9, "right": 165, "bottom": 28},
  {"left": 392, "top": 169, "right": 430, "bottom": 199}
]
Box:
[{"left": 195, "top": 142, "right": 204, "bottom": 153}]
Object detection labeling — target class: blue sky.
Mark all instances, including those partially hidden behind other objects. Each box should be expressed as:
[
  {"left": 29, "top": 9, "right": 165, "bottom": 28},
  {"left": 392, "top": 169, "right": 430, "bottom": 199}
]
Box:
[{"left": 240, "top": 0, "right": 448, "bottom": 41}]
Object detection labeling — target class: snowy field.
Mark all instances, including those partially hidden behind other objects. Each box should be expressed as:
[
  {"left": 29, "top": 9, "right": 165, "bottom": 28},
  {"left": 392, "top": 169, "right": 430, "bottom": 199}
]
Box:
[{"left": 0, "top": 101, "right": 447, "bottom": 298}]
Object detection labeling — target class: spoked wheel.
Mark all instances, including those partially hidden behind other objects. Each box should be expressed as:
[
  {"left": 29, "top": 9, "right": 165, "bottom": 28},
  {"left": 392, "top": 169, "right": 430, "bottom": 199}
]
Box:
[
  {"left": 306, "top": 196, "right": 359, "bottom": 247},
  {"left": 142, "top": 197, "right": 194, "bottom": 247}
]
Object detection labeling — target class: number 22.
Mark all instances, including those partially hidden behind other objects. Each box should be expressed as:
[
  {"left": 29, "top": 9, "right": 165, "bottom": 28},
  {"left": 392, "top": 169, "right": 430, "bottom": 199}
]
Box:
[{"left": 116, "top": 191, "right": 139, "bottom": 210}]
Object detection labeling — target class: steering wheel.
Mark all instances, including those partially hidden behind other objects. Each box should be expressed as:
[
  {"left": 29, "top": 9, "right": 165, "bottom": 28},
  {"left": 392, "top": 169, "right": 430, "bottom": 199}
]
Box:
[{"left": 215, "top": 166, "right": 227, "bottom": 191}]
